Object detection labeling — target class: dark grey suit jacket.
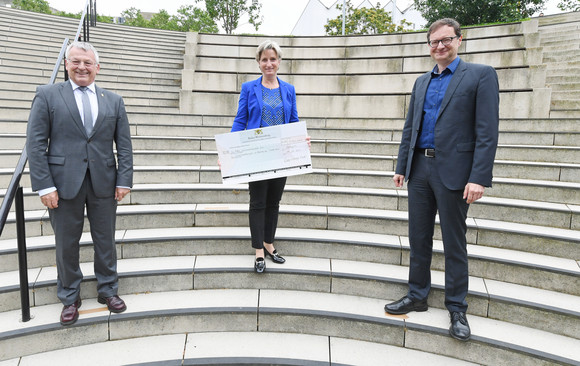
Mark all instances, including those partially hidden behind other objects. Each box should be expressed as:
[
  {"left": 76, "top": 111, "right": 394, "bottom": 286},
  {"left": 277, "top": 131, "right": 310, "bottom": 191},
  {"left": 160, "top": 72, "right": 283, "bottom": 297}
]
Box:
[
  {"left": 27, "top": 80, "right": 133, "bottom": 199},
  {"left": 396, "top": 59, "right": 499, "bottom": 190}
]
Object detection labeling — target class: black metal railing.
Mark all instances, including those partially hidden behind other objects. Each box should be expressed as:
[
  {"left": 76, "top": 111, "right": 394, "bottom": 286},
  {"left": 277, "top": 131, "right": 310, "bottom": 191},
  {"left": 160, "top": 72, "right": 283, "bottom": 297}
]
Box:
[{"left": 0, "top": 0, "right": 96, "bottom": 322}]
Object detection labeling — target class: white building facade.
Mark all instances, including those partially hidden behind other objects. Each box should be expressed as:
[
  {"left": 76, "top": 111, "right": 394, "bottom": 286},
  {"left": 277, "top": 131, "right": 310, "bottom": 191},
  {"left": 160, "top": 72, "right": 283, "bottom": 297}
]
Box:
[{"left": 291, "top": 0, "right": 426, "bottom": 36}]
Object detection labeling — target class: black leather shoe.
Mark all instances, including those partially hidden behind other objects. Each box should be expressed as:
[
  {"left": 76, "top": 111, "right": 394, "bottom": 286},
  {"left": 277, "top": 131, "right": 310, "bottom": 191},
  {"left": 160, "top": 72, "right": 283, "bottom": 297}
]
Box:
[
  {"left": 384, "top": 296, "right": 428, "bottom": 315},
  {"left": 254, "top": 257, "right": 266, "bottom": 273},
  {"left": 98, "top": 295, "right": 127, "bottom": 313},
  {"left": 449, "top": 311, "right": 471, "bottom": 341},
  {"left": 264, "top": 248, "right": 285, "bottom": 264}
]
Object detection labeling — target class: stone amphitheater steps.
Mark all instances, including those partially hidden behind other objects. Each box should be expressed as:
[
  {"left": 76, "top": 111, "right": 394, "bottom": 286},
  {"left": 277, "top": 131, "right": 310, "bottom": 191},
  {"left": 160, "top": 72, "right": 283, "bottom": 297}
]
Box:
[
  {"left": 539, "top": 16, "right": 580, "bottom": 120},
  {"left": 0, "top": 233, "right": 579, "bottom": 338},
  {"left": 3, "top": 168, "right": 580, "bottom": 207},
  {"left": 4, "top": 182, "right": 579, "bottom": 228},
  {"left": 1, "top": 332, "right": 481, "bottom": 366},
  {"left": 1, "top": 197, "right": 576, "bottom": 258},
  {"left": 2, "top": 6, "right": 580, "bottom": 364},
  {"left": 0, "top": 289, "right": 578, "bottom": 364},
  {"left": 1, "top": 210, "right": 578, "bottom": 289}
]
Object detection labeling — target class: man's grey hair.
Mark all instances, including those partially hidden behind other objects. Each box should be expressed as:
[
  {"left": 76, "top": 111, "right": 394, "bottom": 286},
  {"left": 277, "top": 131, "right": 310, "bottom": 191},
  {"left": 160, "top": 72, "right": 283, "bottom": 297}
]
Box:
[
  {"left": 255, "top": 40, "right": 282, "bottom": 62},
  {"left": 66, "top": 41, "right": 100, "bottom": 64}
]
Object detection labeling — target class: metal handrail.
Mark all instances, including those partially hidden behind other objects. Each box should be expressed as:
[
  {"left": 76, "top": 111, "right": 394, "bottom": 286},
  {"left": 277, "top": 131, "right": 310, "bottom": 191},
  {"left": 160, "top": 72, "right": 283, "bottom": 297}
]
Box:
[{"left": 0, "top": 0, "right": 96, "bottom": 322}]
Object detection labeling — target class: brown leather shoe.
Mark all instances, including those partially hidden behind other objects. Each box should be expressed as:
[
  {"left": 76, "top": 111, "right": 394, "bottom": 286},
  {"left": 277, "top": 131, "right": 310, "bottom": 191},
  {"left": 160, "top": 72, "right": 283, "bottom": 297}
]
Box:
[
  {"left": 98, "top": 295, "right": 127, "bottom": 313},
  {"left": 60, "top": 298, "right": 82, "bottom": 326}
]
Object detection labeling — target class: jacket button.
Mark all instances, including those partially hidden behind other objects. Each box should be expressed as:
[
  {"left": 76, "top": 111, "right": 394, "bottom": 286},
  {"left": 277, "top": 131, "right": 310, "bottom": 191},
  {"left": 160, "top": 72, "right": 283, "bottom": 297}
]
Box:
[{"left": 83, "top": 159, "right": 88, "bottom": 162}]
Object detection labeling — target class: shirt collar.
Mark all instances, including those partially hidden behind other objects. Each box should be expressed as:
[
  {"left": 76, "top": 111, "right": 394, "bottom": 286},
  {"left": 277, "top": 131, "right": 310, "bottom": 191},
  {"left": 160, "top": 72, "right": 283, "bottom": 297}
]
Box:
[
  {"left": 431, "top": 57, "right": 461, "bottom": 76},
  {"left": 70, "top": 80, "right": 96, "bottom": 93}
]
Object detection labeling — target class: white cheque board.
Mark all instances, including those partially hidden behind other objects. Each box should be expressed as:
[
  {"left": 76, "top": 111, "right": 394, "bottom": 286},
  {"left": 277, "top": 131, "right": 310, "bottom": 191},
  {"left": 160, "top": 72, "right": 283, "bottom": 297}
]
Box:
[{"left": 215, "top": 121, "right": 312, "bottom": 184}]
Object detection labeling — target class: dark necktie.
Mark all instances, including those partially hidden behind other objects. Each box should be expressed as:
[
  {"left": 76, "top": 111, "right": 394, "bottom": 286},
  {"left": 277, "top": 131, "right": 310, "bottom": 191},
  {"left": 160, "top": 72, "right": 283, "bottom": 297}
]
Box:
[{"left": 78, "top": 86, "right": 93, "bottom": 134}]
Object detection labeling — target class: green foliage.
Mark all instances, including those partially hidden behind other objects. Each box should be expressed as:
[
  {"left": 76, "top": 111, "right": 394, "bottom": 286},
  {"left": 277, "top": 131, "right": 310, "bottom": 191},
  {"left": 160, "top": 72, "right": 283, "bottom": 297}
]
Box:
[
  {"left": 52, "top": 10, "right": 113, "bottom": 23},
  {"left": 148, "top": 9, "right": 174, "bottom": 30},
  {"left": 197, "top": 0, "right": 263, "bottom": 34},
  {"left": 413, "top": 0, "right": 547, "bottom": 26},
  {"left": 119, "top": 5, "right": 217, "bottom": 32},
  {"left": 172, "top": 5, "right": 218, "bottom": 32},
  {"left": 558, "top": 0, "right": 580, "bottom": 12},
  {"left": 325, "top": 1, "right": 411, "bottom": 35},
  {"left": 11, "top": 0, "right": 51, "bottom": 13},
  {"left": 96, "top": 15, "right": 114, "bottom": 23},
  {"left": 121, "top": 7, "right": 148, "bottom": 28}
]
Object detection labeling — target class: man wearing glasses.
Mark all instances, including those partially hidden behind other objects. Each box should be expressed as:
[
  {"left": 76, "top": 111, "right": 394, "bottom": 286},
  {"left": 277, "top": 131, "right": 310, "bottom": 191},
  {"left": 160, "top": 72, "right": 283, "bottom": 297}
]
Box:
[
  {"left": 27, "top": 42, "right": 133, "bottom": 325},
  {"left": 385, "top": 18, "right": 499, "bottom": 341}
]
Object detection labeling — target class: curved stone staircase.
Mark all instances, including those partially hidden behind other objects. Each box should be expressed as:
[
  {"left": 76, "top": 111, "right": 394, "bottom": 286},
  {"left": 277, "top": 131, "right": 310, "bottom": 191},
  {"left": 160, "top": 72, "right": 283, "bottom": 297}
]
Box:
[{"left": 0, "top": 6, "right": 579, "bottom": 365}]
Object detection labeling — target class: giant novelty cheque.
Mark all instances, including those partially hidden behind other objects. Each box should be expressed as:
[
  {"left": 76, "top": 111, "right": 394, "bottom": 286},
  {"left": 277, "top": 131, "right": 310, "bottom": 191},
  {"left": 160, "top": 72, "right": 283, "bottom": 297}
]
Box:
[{"left": 215, "top": 121, "right": 312, "bottom": 184}]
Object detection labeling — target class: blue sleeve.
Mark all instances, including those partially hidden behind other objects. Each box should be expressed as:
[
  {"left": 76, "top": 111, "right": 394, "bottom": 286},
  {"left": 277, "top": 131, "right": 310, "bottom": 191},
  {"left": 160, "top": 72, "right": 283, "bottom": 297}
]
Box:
[
  {"left": 289, "top": 84, "right": 299, "bottom": 123},
  {"left": 231, "top": 83, "right": 249, "bottom": 132}
]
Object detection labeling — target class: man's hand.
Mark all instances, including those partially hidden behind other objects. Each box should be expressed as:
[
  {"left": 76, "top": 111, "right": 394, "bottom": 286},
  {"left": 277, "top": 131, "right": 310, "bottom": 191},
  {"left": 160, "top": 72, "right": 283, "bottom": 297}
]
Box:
[
  {"left": 40, "top": 191, "right": 59, "bottom": 209},
  {"left": 393, "top": 174, "right": 405, "bottom": 188},
  {"left": 463, "top": 183, "right": 485, "bottom": 204},
  {"left": 115, "top": 187, "right": 130, "bottom": 202}
]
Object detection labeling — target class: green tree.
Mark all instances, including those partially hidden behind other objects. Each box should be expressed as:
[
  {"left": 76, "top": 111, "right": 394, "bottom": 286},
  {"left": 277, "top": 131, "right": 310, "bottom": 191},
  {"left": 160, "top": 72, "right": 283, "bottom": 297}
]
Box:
[
  {"left": 53, "top": 10, "right": 113, "bottom": 23},
  {"left": 120, "top": 7, "right": 148, "bottom": 28},
  {"left": 325, "top": 1, "right": 411, "bottom": 35},
  {"left": 12, "top": 0, "right": 51, "bottom": 13},
  {"left": 197, "top": 0, "right": 262, "bottom": 34},
  {"left": 171, "top": 5, "right": 218, "bottom": 32},
  {"left": 148, "top": 9, "right": 174, "bottom": 29},
  {"left": 414, "top": 0, "right": 546, "bottom": 26},
  {"left": 558, "top": 0, "right": 580, "bottom": 12}
]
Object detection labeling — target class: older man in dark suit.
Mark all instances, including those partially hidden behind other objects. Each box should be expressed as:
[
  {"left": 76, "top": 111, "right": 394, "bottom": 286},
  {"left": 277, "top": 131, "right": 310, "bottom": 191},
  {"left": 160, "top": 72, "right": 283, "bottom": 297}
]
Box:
[
  {"left": 27, "top": 41, "right": 133, "bottom": 325},
  {"left": 384, "top": 18, "right": 499, "bottom": 341}
]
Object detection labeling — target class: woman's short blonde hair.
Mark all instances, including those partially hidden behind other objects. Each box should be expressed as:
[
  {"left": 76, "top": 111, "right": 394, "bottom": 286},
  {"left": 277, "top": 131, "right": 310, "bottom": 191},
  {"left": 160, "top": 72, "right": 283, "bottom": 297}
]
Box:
[{"left": 256, "top": 40, "right": 282, "bottom": 62}]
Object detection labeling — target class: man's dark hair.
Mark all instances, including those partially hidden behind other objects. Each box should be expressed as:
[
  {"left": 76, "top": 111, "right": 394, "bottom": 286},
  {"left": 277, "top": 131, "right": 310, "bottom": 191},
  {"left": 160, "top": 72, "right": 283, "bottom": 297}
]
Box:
[{"left": 427, "top": 18, "right": 462, "bottom": 41}]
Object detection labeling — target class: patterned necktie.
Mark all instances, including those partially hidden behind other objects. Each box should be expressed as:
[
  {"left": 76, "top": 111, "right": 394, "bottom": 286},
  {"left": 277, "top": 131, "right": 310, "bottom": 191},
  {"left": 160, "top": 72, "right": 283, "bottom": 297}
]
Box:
[{"left": 78, "top": 86, "right": 93, "bottom": 134}]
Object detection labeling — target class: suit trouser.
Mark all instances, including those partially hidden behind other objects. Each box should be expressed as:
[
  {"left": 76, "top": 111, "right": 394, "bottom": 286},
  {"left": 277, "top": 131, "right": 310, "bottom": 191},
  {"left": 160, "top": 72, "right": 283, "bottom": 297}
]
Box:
[
  {"left": 248, "top": 177, "right": 287, "bottom": 249},
  {"left": 49, "top": 171, "right": 118, "bottom": 306},
  {"left": 406, "top": 153, "right": 469, "bottom": 313}
]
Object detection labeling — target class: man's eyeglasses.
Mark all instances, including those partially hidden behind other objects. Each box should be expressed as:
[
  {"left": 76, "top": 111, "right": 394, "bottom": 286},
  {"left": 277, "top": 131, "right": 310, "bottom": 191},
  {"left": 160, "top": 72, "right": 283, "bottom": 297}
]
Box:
[
  {"left": 67, "top": 59, "right": 96, "bottom": 68},
  {"left": 427, "top": 36, "right": 459, "bottom": 48}
]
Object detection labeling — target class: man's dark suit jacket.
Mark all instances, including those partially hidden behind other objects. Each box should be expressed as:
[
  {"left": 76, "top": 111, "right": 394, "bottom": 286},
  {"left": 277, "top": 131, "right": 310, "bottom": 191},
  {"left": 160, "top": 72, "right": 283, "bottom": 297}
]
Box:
[
  {"left": 396, "top": 59, "right": 499, "bottom": 190},
  {"left": 27, "top": 80, "right": 133, "bottom": 199}
]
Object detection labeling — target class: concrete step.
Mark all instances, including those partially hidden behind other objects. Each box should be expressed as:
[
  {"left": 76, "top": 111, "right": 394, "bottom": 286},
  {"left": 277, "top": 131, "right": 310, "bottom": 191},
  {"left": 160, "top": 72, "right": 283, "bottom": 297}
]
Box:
[
  {"left": 4, "top": 131, "right": 580, "bottom": 155},
  {"left": 181, "top": 89, "right": 548, "bottom": 120},
  {"left": 551, "top": 99, "right": 580, "bottom": 110},
  {"left": 0, "top": 42, "right": 184, "bottom": 67},
  {"left": 0, "top": 64, "right": 181, "bottom": 84},
  {"left": 4, "top": 115, "right": 576, "bottom": 135},
  {"left": 185, "top": 67, "right": 539, "bottom": 94},
  {"left": 194, "top": 34, "right": 526, "bottom": 60},
  {"left": 0, "top": 289, "right": 578, "bottom": 364},
  {"left": 1, "top": 201, "right": 579, "bottom": 278},
  {"left": 2, "top": 149, "right": 580, "bottom": 183},
  {"left": 0, "top": 68, "right": 181, "bottom": 90},
  {"left": 552, "top": 90, "right": 580, "bottom": 100},
  {"left": 4, "top": 332, "right": 478, "bottom": 365},
  {"left": 4, "top": 166, "right": 580, "bottom": 207},
  {"left": 0, "top": 251, "right": 578, "bottom": 339},
  {"left": 550, "top": 109, "right": 580, "bottom": 118},
  {"left": 0, "top": 13, "right": 186, "bottom": 51},
  {"left": 194, "top": 48, "right": 534, "bottom": 75},
  {"left": 549, "top": 82, "right": 580, "bottom": 91}
]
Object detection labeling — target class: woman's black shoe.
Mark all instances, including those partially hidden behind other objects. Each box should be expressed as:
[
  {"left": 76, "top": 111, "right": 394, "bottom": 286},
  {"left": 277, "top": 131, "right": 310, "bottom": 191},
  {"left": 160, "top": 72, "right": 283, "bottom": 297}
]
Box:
[
  {"left": 254, "top": 257, "right": 266, "bottom": 273},
  {"left": 264, "top": 249, "right": 285, "bottom": 264}
]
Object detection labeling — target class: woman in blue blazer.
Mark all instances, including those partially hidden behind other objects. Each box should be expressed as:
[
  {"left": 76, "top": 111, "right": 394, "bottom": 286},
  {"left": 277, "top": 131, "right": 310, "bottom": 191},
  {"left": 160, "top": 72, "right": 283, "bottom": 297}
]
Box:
[{"left": 231, "top": 40, "right": 299, "bottom": 273}]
